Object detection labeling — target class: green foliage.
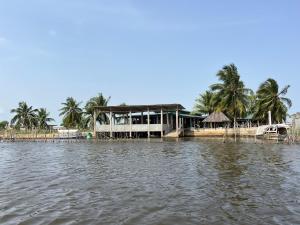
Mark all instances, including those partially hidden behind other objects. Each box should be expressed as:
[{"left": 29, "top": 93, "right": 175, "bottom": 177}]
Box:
[
  {"left": 59, "top": 97, "right": 83, "bottom": 128},
  {"left": 10, "top": 102, "right": 38, "bottom": 129},
  {"left": 246, "top": 91, "right": 256, "bottom": 115},
  {"left": 194, "top": 64, "right": 292, "bottom": 125},
  {"left": 83, "top": 93, "right": 111, "bottom": 129},
  {"left": 0, "top": 121, "right": 8, "bottom": 130},
  {"left": 194, "top": 90, "right": 216, "bottom": 115},
  {"left": 36, "top": 108, "right": 54, "bottom": 130},
  {"left": 254, "top": 78, "right": 291, "bottom": 123},
  {"left": 210, "top": 64, "right": 251, "bottom": 120}
]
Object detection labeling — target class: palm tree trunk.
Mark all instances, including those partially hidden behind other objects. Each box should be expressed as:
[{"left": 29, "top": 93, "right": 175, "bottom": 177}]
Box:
[
  {"left": 234, "top": 116, "right": 237, "bottom": 142},
  {"left": 234, "top": 93, "right": 237, "bottom": 142}
]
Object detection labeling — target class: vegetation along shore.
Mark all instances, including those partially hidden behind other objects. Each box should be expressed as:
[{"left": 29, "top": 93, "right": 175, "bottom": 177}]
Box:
[{"left": 1, "top": 64, "right": 298, "bottom": 141}]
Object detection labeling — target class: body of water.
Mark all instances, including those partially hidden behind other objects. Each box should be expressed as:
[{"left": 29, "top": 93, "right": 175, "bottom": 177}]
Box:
[{"left": 0, "top": 138, "right": 300, "bottom": 225}]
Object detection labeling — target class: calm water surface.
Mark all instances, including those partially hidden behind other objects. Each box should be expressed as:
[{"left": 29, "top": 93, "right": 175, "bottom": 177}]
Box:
[{"left": 0, "top": 138, "right": 300, "bottom": 225}]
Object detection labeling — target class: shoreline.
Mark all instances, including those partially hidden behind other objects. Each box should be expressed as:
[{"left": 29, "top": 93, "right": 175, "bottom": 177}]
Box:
[{"left": 1, "top": 127, "right": 299, "bottom": 143}]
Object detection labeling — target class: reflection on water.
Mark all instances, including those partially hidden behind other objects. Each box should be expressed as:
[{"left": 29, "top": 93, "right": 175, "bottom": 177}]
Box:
[{"left": 0, "top": 139, "right": 300, "bottom": 225}]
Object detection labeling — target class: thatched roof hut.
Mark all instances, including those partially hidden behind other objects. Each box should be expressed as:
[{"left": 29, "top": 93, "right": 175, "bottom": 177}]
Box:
[{"left": 203, "top": 112, "right": 230, "bottom": 123}]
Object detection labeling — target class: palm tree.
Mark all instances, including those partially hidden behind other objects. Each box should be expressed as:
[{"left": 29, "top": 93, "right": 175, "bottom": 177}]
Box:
[
  {"left": 246, "top": 90, "right": 256, "bottom": 116},
  {"left": 59, "top": 97, "right": 83, "bottom": 128},
  {"left": 194, "top": 90, "right": 216, "bottom": 115},
  {"left": 254, "top": 78, "right": 292, "bottom": 123},
  {"left": 11, "top": 102, "right": 38, "bottom": 129},
  {"left": 84, "top": 93, "right": 111, "bottom": 128},
  {"left": 0, "top": 121, "right": 9, "bottom": 130},
  {"left": 211, "top": 64, "right": 251, "bottom": 139},
  {"left": 36, "top": 108, "right": 54, "bottom": 130}
]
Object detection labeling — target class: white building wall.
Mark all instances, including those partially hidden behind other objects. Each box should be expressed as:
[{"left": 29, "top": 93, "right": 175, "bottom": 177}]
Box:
[{"left": 96, "top": 124, "right": 167, "bottom": 132}]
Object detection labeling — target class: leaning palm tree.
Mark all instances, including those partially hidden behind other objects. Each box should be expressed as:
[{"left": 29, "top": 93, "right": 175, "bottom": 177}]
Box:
[
  {"left": 11, "top": 101, "right": 38, "bottom": 129},
  {"left": 59, "top": 97, "right": 83, "bottom": 128},
  {"left": 211, "top": 64, "right": 251, "bottom": 139},
  {"left": 194, "top": 90, "right": 216, "bottom": 115},
  {"left": 254, "top": 78, "right": 292, "bottom": 123},
  {"left": 36, "top": 108, "right": 54, "bottom": 130},
  {"left": 84, "top": 93, "right": 111, "bottom": 129}
]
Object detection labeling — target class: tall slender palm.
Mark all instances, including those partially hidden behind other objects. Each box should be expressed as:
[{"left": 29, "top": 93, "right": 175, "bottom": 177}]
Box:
[
  {"left": 11, "top": 102, "right": 38, "bottom": 129},
  {"left": 59, "top": 97, "right": 83, "bottom": 128},
  {"left": 194, "top": 90, "right": 216, "bottom": 115},
  {"left": 254, "top": 78, "right": 291, "bottom": 123},
  {"left": 244, "top": 90, "right": 256, "bottom": 116},
  {"left": 211, "top": 64, "right": 251, "bottom": 139},
  {"left": 36, "top": 108, "right": 54, "bottom": 130},
  {"left": 84, "top": 93, "right": 111, "bottom": 128}
]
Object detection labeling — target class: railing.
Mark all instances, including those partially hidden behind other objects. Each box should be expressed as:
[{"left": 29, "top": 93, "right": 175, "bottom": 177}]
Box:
[{"left": 96, "top": 124, "right": 170, "bottom": 132}]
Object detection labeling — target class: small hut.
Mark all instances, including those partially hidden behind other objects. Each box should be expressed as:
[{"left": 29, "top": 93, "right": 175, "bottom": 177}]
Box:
[{"left": 203, "top": 112, "right": 231, "bottom": 128}]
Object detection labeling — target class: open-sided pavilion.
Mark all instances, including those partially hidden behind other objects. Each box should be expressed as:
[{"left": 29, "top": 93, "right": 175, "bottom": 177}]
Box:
[{"left": 93, "top": 104, "right": 202, "bottom": 138}]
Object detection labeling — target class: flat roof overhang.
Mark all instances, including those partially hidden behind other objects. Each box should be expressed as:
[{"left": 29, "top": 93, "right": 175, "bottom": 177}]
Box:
[{"left": 93, "top": 104, "right": 185, "bottom": 113}]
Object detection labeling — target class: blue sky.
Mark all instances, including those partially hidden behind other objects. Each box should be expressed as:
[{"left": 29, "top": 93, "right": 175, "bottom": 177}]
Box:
[{"left": 0, "top": 0, "right": 299, "bottom": 123}]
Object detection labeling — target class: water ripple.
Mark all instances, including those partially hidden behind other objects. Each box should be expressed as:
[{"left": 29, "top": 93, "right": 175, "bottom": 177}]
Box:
[{"left": 0, "top": 139, "right": 300, "bottom": 225}]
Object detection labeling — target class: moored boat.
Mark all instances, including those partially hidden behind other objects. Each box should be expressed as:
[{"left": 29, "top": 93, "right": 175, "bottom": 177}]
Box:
[{"left": 256, "top": 124, "right": 290, "bottom": 141}]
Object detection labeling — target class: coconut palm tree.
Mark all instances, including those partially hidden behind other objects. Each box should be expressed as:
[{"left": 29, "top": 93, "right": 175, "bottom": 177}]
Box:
[
  {"left": 10, "top": 102, "right": 38, "bottom": 129},
  {"left": 36, "top": 108, "right": 54, "bottom": 130},
  {"left": 211, "top": 64, "right": 250, "bottom": 120},
  {"left": 246, "top": 91, "right": 256, "bottom": 115},
  {"left": 0, "top": 121, "right": 9, "bottom": 130},
  {"left": 210, "top": 64, "right": 251, "bottom": 139},
  {"left": 254, "top": 78, "right": 292, "bottom": 123},
  {"left": 84, "top": 93, "right": 111, "bottom": 128},
  {"left": 59, "top": 97, "right": 83, "bottom": 128},
  {"left": 194, "top": 90, "right": 216, "bottom": 115}
]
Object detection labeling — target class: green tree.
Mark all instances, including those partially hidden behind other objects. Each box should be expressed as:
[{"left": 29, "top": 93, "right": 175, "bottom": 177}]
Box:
[
  {"left": 36, "top": 108, "right": 54, "bottom": 130},
  {"left": 246, "top": 90, "right": 256, "bottom": 115},
  {"left": 211, "top": 64, "right": 251, "bottom": 140},
  {"left": 0, "top": 121, "right": 9, "bottom": 130},
  {"left": 254, "top": 78, "right": 292, "bottom": 123},
  {"left": 194, "top": 90, "right": 216, "bottom": 115},
  {"left": 10, "top": 102, "right": 38, "bottom": 129},
  {"left": 84, "top": 93, "right": 111, "bottom": 129},
  {"left": 211, "top": 64, "right": 250, "bottom": 119},
  {"left": 59, "top": 97, "right": 83, "bottom": 128}
]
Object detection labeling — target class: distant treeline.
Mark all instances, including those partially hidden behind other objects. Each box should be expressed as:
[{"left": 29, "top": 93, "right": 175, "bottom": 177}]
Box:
[{"left": 1, "top": 64, "right": 292, "bottom": 131}]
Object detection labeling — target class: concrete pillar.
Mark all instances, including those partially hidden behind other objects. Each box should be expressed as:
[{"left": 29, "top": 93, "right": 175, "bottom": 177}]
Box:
[
  {"left": 147, "top": 109, "right": 150, "bottom": 138},
  {"left": 268, "top": 111, "right": 272, "bottom": 125},
  {"left": 93, "top": 109, "right": 97, "bottom": 138},
  {"left": 129, "top": 111, "right": 132, "bottom": 138},
  {"left": 166, "top": 112, "right": 169, "bottom": 131},
  {"left": 109, "top": 111, "right": 112, "bottom": 138},
  {"left": 176, "top": 109, "right": 179, "bottom": 135},
  {"left": 161, "top": 108, "right": 163, "bottom": 137},
  {"left": 141, "top": 112, "right": 144, "bottom": 124}
]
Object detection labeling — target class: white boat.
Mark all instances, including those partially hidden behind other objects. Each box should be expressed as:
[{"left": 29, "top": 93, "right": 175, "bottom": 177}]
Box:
[
  {"left": 256, "top": 124, "right": 290, "bottom": 141},
  {"left": 57, "top": 129, "right": 82, "bottom": 139}
]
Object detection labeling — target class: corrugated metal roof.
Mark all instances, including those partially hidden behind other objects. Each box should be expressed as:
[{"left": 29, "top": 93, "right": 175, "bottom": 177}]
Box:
[{"left": 93, "top": 104, "right": 185, "bottom": 113}]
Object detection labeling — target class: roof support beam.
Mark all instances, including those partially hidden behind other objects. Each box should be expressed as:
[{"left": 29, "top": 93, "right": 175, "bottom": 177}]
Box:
[
  {"left": 129, "top": 111, "right": 132, "bottom": 138},
  {"left": 161, "top": 108, "right": 163, "bottom": 137},
  {"left": 93, "top": 109, "right": 97, "bottom": 139},
  {"left": 147, "top": 108, "right": 150, "bottom": 138}
]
